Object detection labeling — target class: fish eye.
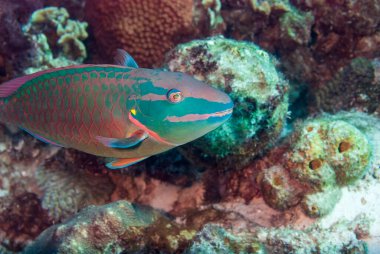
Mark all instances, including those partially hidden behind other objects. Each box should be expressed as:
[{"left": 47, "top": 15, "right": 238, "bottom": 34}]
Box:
[{"left": 167, "top": 89, "right": 183, "bottom": 103}]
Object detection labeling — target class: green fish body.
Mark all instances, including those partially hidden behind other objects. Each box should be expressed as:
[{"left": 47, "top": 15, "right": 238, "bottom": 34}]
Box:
[{"left": 0, "top": 51, "right": 233, "bottom": 168}]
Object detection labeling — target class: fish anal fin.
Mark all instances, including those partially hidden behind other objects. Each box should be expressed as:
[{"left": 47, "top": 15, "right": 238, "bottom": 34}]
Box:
[
  {"left": 114, "top": 49, "right": 139, "bottom": 68},
  {"left": 20, "top": 127, "right": 63, "bottom": 147},
  {"left": 106, "top": 157, "right": 147, "bottom": 169}
]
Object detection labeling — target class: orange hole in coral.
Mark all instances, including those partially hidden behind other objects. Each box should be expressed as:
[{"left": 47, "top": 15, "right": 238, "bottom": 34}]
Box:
[
  {"left": 273, "top": 175, "right": 283, "bottom": 186},
  {"left": 338, "top": 141, "right": 351, "bottom": 153},
  {"left": 309, "top": 159, "right": 322, "bottom": 170},
  {"left": 306, "top": 126, "right": 313, "bottom": 132}
]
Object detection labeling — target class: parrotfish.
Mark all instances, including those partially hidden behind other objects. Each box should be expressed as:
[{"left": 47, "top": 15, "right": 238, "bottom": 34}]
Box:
[{"left": 0, "top": 50, "right": 233, "bottom": 169}]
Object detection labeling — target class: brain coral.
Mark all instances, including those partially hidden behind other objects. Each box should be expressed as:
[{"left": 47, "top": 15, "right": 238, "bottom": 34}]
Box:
[{"left": 85, "top": 0, "right": 194, "bottom": 67}]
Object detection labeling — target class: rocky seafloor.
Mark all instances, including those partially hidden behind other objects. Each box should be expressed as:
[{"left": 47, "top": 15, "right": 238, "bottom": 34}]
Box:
[{"left": 0, "top": 0, "right": 380, "bottom": 253}]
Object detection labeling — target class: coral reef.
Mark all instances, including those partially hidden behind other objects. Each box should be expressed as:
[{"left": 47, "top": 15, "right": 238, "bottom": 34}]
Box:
[
  {"left": 85, "top": 0, "right": 226, "bottom": 67},
  {"left": 22, "top": 7, "right": 88, "bottom": 74},
  {"left": 0, "top": 193, "right": 52, "bottom": 252},
  {"left": 218, "top": 0, "right": 380, "bottom": 115},
  {"left": 23, "top": 200, "right": 371, "bottom": 254},
  {"left": 0, "top": 125, "right": 58, "bottom": 252},
  {"left": 256, "top": 214, "right": 370, "bottom": 254},
  {"left": 36, "top": 149, "right": 114, "bottom": 222},
  {"left": 0, "top": 126, "right": 113, "bottom": 251},
  {"left": 0, "top": 0, "right": 43, "bottom": 83},
  {"left": 220, "top": 0, "right": 314, "bottom": 50},
  {"left": 165, "top": 36, "right": 289, "bottom": 170},
  {"left": 1, "top": 0, "right": 380, "bottom": 252},
  {"left": 24, "top": 201, "right": 197, "bottom": 254},
  {"left": 187, "top": 224, "right": 266, "bottom": 254},
  {"left": 260, "top": 112, "right": 372, "bottom": 216},
  {"left": 312, "top": 57, "right": 380, "bottom": 114},
  {"left": 44, "top": 0, "right": 86, "bottom": 20}
]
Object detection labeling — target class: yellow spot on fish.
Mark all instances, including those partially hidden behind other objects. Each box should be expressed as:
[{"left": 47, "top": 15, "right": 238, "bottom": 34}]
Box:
[{"left": 130, "top": 108, "right": 137, "bottom": 115}]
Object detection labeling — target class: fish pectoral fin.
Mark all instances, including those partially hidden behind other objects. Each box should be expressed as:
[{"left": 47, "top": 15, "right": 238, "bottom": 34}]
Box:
[
  {"left": 114, "top": 49, "right": 139, "bottom": 68},
  {"left": 96, "top": 130, "right": 148, "bottom": 149},
  {"left": 106, "top": 157, "right": 148, "bottom": 169},
  {"left": 20, "top": 127, "right": 63, "bottom": 147}
]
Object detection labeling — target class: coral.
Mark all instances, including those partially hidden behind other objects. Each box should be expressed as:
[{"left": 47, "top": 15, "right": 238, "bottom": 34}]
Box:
[
  {"left": 197, "top": 0, "right": 225, "bottom": 32},
  {"left": 23, "top": 201, "right": 156, "bottom": 254},
  {"left": 22, "top": 7, "right": 88, "bottom": 74},
  {"left": 288, "top": 117, "right": 371, "bottom": 186},
  {"left": 218, "top": 0, "right": 379, "bottom": 115},
  {"left": 85, "top": 0, "right": 194, "bottom": 67},
  {"left": 0, "top": 125, "right": 61, "bottom": 252},
  {"left": 43, "top": 0, "right": 86, "bottom": 19},
  {"left": 0, "top": 193, "right": 52, "bottom": 252},
  {"left": 260, "top": 166, "right": 303, "bottom": 211},
  {"left": 313, "top": 58, "right": 380, "bottom": 114},
  {"left": 186, "top": 224, "right": 266, "bottom": 254},
  {"left": 220, "top": 0, "right": 314, "bottom": 50},
  {"left": 23, "top": 199, "right": 371, "bottom": 253},
  {"left": 284, "top": 0, "right": 380, "bottom": 91},
  {"left": 257, "top": 214, "right": 370, "bottom": 254},
  {"left": 36, "top": 149, "right": 114, "bottom": 222},
  {"left": 258, "top": 112, "right": 372, "bottom": 215},
  {"left": 165, "top": 36, "right": 289, "bottom": 170},
  {"left": 0, "top": 0, "right": 43, "bottom": 83},
  {"left": 143, "top": 149, "right": 204, "bottom": 187},
  {"left": 24, "top": 201, "right": 198, "bottom": 254},
  {"left": 301, "top": 187, "right": 341, "bottom": 218}
]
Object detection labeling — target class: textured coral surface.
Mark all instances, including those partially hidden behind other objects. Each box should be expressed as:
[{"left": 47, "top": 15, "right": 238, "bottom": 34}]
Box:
[{"left": 86, "top": 0, "right": 195, "bottom": 67}]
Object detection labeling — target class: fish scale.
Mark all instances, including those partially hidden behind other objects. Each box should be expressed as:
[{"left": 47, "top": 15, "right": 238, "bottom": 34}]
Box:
[{"left": 0, "top": 66, "right": 136, "bottom": 156}]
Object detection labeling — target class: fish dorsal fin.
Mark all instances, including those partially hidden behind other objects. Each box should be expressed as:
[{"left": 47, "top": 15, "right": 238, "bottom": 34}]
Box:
[
  {"left": 0, "top": 72, "right": 43, "bottom": 98},
  {"left": 0, "top": 67, "right": 60, "bottom": 98},
  {"left": 114, "top": 49, "right": 139, "bottom": 68}
]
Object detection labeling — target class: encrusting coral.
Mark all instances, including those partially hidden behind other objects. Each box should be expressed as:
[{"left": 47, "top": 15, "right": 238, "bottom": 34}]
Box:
[
  {"left": 22, "top": 7, "right": 88, "bottom": 74},
  {"left": 165, "top": 36, "right": 289, "bottom": 170}
]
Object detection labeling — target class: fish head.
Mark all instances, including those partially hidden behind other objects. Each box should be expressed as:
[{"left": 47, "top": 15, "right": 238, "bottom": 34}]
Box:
[{"left": 128, "top": 69, "right": 233, "bottom": 146}]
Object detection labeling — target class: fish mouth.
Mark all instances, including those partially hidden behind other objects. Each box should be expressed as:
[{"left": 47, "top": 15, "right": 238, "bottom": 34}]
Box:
[
  {"left": 165, "top": 108, "right": 233, "bottom": 123},
  {"left": 212, "top": 108, "right": 233, "bottom": 118}
]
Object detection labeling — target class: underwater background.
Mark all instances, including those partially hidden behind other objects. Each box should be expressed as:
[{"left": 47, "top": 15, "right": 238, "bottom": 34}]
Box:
[{"left": 0, "top": 0, "right": 379, "bottom": 253}]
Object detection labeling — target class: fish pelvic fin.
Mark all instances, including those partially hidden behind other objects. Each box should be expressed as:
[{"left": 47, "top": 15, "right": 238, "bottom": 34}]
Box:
[{"left": 106, "top": 157, "right": 148, "bottom": 169}]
